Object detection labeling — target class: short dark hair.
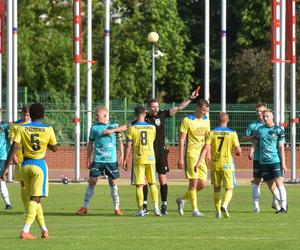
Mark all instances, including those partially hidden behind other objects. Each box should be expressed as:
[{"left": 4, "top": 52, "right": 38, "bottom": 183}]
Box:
[
  {"left": 21, "top": 104, "right": 30, "bottom": 113},
  {"left": 29, "top": 103, "right": 45, "bottom": 120},
  {"left": 255, "top": 102, "right": 267, "bottom": 109},
  {"left": 196, "top": 99, "right": 209, "bottom": 107},
  {"left": 134, "top": 106, "right": 146, "bottom": 116},
  {"left": 148, "top": 99, "right": 159, "bottom": 106}
]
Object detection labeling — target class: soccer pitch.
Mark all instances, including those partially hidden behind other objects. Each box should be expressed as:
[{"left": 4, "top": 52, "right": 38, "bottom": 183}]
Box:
[{"left": 1, "top": 182, "right": 299, "bottom": 250}]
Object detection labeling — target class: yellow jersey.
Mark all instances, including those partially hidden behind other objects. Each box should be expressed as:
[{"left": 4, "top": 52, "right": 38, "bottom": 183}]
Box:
[
  {"left": 127, "top": 121, "right": 156, "bottom": 165},
  {"left": 9, "top": 119, "right": 31, "bottom": 163},
  {"left": 180, "top": 114, "right": 210, "bottom": 158},
  {"left": 206, "top": 126, "right": 240, "bottom": 170},
  {"left": 13, "top": 121, "right": 57, "bottom": 159}
]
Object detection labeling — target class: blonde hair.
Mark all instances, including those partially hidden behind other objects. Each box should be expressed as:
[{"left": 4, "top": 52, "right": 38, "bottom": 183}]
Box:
[
  {"left": 218, "top": 112, "right": 229, "bottom": 123},
  {"left": 95, "top": 106, "right": 108, "bottom": 113}
]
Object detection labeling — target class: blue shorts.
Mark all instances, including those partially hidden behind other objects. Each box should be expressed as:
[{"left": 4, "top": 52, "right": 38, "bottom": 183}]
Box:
[
  {"left": 0, "top": 160, "right": 5, "bottom": 176},
  {"left": 260, "top": 163, "right": 283, "bottom": 181},
  {"left": 89, "top": 162, "right": 120, "bottom": 179},
  {"left": 253, "top": 160, "right": 262, "bottom": 178}
]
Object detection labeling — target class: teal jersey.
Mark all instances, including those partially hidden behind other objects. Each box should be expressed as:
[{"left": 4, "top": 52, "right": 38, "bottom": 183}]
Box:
[
  {"left": 89, "top": 122, "right": 119, "bottom": 163},
  {"left": 0, "top": 122, "right": 10, "bottom": 160},
  {"left": 244, "top": 120, "right": 264, "bottom": 161},
  {"left": 256, "top": 124, "right": 285, "bottom": 164}
]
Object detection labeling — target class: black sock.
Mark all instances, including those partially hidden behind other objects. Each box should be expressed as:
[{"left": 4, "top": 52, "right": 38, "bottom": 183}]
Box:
[
  {"left": 143, "top": 185, "right": 148, "bottom": 204},
  {"left": 160, "top": 184, "right": 168, "bottom": 204}
]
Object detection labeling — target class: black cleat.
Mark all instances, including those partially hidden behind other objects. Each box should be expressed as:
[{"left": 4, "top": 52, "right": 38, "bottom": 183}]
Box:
[
  {"left": 143, "top": 204, "right": 149, "bottom": 215},
  {"left": 5, "top": 204, "right": 12, "bottom": 210},
  {"left": 275, "top": 207, "right": 287, "bottom": 214},
  {"left": 161, "top": 205, "right": 168, "bottom": 215}
]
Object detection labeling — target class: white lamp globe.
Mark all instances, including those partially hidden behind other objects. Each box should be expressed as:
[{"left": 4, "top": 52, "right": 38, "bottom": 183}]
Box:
[{"left": 147, "top": 32, "right": 159, "bottom": 43}]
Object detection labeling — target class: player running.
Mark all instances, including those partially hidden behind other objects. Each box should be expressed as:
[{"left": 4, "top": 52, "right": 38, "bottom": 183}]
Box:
[
  {"left": 195, "top": 112, "right": 241, "bottom": 218},
  {"left": 76, "top": 106, "right": 124, "bottom": 216},
  {"left": 2, "top": 103, "right": 57, "bottom": 240}
]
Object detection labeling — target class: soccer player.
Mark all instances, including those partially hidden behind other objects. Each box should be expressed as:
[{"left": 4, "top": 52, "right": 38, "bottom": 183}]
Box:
[
  {"left": 2, "top": 103, "right": 57, "bottom": 240},
  {"left": 0, "top": 108, "right": 12, "bottom": 209},
  {"left": 9, "top": 105, "right": 31, "bottom": 210},
  {"left": 176, "top": 99, "right": 210, "bottom": 217},
  {"left": 243, "top": 103, "right": 279, "bottom": 212},
  {"left": 255, "top": 109, "right": 288, "bottom": 213},
  {"left": 123, "top": 106, "right": 161, "bottom": 216},
  {"left": 75, "top": 106, "right": 124, "bottom": 216},
  {"left": 194, "top": 112, "right": 241, "bottom": 218}
]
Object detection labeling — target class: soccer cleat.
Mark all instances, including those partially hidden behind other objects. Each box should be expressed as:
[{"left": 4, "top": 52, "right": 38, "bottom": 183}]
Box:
[
  {"left": 143, "top": 204, "right": 149, "bottom": 215},
  {"left": 176, "top": 198, "right": 185, "bottom": 216},
  {"left": 272, "top": 199, "right": 281, "bottom": 211},
  {"left": 75, "top": 207, "right": 88, "bottom": 215},
  {"left": 154, "top": 207, "right": 162, "bottom": 216},
  {"left": 114, "top": 209, "right": 123, "bottom": 216},
  {"left": 161, "top": 205, "right": 168, "bottom": 215},
  {"left": 192, "top": 210, "right": 204, "bottom": 217},
  {"left": 41, "top": 231, "right": 49, "bottom": 239},
  {"left": 221, "top": 206, "right": 230, "bottom": 218},
  {"left": 253, "top": 207, "right": 260, "bottom": 213},
  {"left": 5, "top": 204, "right": 12, "bottom": 210},
  {"left": 136, "top": 210, "right": 145, "bottom": 217},
  {"left": 276, "top": 207, "right": 287, "bottom": 214},
  {"left": 20, "top": 231, "right": 37, "bottom": 240},
  {"left": 215, "top": 211, "right": 222, "bottom": 219}
]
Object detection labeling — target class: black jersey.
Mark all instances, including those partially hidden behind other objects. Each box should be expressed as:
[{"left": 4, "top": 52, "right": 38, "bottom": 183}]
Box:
[{"left": 145, "top": 110, "right": 171, "bottom": 151}]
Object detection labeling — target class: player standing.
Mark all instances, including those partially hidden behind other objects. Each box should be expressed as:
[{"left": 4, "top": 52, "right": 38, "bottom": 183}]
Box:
[
  {"left": 2, "top": 103, "right": 57, "bottom": 240},
  {"left": 176, "top": 99, "right": 210, "bottom": 217},
  {"left": 123, "top": 106, "right": 161, "bottom": 216},
  {"left": 76, "top": 106, "right": 124, "bottom": 216},
  {"left": 0, "top": 108, "right": 12, "bottom": 209},
  {"left": 195, "top": 113, "right": 241, "bottom": 218},
  {"left": 255, "top": 109, "right": 288, "bottom": 213}
]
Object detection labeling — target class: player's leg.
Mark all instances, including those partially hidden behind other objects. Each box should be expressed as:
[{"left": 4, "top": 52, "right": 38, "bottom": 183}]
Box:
[
  {"left": 157, "top": 149, "right": 169, "bottom": 215},
  {"left": 252, "top": 161, "right": 262, "bottom": 212},
  {"left": 142, "top": 184, "right": 149, "bottom": 214},
  {"left": 133, "top": 164, "right": 146, "bottom": 216},
  {"left": 272, "top": 163, "right": 287, "bottom": 212},
  {"left": 0, "top": 160, "right": 12, "bottom": 209},
  {"left": 211, "top": 170, "right": 222, "bottom": 218},
  {"left": 145, "top": 164, "right": 161, "bottom": 216},
  {"left": 221, "top": 167, "right": 235, "bottom": 218},
  {"left": 15, "top": 162, "right": 29, "bottom": 210}
]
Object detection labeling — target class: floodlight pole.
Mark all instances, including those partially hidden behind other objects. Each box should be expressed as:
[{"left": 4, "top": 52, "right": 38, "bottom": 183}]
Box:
[
  {"left": 204, "top": 0, "right": 210, "bottom": 101},
  {"left": 221, "top": 0, "right": 226, "bottom": 112},
  {"left": 12, "top": 0, "right": 17, "bottom": 121},
  {"left": 104, "top": 0, "right": 110, "bottom": 110},
  {"left": 280, "top": 0, "right": 286, "bottom": 128}
]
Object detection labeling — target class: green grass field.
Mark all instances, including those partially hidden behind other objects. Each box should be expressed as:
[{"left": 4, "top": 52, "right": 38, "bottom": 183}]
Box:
[{"left": 1, "top": 182, "right": 299, "bottom": 250}]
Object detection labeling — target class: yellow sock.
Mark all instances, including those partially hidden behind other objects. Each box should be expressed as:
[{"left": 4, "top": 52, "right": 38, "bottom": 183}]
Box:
[
  {"left": 190, "top": 190, "right": 198, "bottom": 210},
  {"left": 214, "top": 191, "right": 222, "bottom": 212},
  {"left": 36, "top": 203, "right": 47, "bottom": 230},
  {"left": 223, "top": 189, "right": 233, "bottom": 208},
  {"left": 149, "top": 184, "right": 159, "bottom": 206},
  {"left": 20, "top": 186, "right": 29, "bottom": 211},
  {"left": 136, "top": 187, "right": 144, "bottom": 210},
  {"left": 183, "top": 191, "right": 190, "bottom": 201},
  {"left": 25, "top": 200, "right": 38, "bottom": 226}
]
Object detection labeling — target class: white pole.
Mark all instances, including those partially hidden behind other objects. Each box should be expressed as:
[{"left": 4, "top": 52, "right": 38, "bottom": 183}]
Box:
[
  {"left": 0, "top": 16, "right": 2, "bottom": 121},
  {"left": 274, "top": 0, "right": 281, "bottom": 124},
  {"left": 6, "top": 0, "right": 13, "bottom": 182},
  {"left": 74, "top": 0, "right": 81, "bottom": 181},
  {"left": 86, "top": 0, "right": 92, "bottom": 141},
  {"left": 152, "top": 43, "right": 155, "bottom": 99},
  {"left": 221, "top": 0, "right": 226, "bottom": 112},
  {"left": 280, "top": 0, "right": 286, "bottom": 128},
  {"left": 12, "top": 0, "right": 17, "bottom": 121},
  {"left": 204, "top": 0, "right": 210, "bottom": 101},
  {"left": 104, "top": 0, "right": 110, "bottom": 110},
  {"left": 290, "top": 0, "right": 297, "bottom": 182}
]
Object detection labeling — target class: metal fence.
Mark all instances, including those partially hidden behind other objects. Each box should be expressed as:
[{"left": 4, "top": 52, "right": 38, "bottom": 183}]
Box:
[{"left": 16, "top": 99, "right": 299, "bottom": 145}]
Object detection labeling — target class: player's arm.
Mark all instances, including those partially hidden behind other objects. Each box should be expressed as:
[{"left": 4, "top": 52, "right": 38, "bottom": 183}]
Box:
[
  {"left": 279, "top": 143, "right": 287, "bottom": 173},
  {"left": 169, "top": 90, "right": 199, "bottom": 116},
  {"left": 194, "top": 144, "right": 210, "bottom": 172},
  {"left": 103, "top": 124, "right": 129, "bottom": 135},
  {"left": 234, "top": 146, "right": 242, "bottom": 156},
  {"left": 117, "top": 134, "right": 124, "bottom": 167},
  {"left": 177, "top": 132, "right": 187, "bottom": 169},
  {"left": 47, "top": 144, "right": 57, "bottom": 152},
  {"left": 242, "top": 125, "right": 255, "bottom": 142},
  {"left": 87, "top": 141, "right": 93, "bottom": 169},
  {"left": 1, "top": 142, "right": 18, "bottom": 180},
  {"left": 123, "top": 140, "right": 132, "bottom": 171}
]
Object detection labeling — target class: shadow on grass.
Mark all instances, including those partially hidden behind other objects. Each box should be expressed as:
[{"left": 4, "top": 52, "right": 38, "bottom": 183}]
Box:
[{"left": 0, "top": 211, "right": 24, "bottom": 216}]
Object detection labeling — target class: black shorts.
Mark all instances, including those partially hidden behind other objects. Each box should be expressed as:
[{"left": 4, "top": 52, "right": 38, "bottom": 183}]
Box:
[
  {"left": 261, "top": 163, "right": 283, "bottom": 181},
  {"left": 89, "top": 162, "right": 120, "bottom": 179},
  {"left": 253, "top": 160, "right": 262, "bottom": 179},
  {"left": 155, "top": 148, "right": 169, "bottom": 174}
]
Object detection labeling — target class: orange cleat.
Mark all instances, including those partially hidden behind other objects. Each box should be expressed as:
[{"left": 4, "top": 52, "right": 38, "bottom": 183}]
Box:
[
  {"left": 41, "top": 231, "right": 49, "bottom": 239},
  {"left": 114, "top": 209, "right": 123, "bottom": 216},
  {"left": 20, "top": 231, "right": 37, "bottom": 240},
  {"left": 75, "top": 207, "right": 88, "bottom": 215}
]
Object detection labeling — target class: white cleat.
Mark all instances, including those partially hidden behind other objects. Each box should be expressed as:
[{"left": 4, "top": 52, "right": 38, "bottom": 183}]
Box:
[
  {"left": 254, "top": 207, "right": 260, "bottom": 213},
  {"left": 216, "top": 211, "right": 222, "bottom": 219},
  {"left": 136, "top": 210, "right": 145, "bottom": 217},
  {"left": 272, "top": 199, "right": 281, "bottom": 212},
  {"left": 154, "top": 207, "right": 162, "bottom": 216},
  {"left": 221, "top": 206, "right": 230, "bottom": 218},
  {"left": 192, "top": 210, "right": 204, "bottom": 217},
  {"left": 176, "top": 198, "right": 185, "bottom": 216}
]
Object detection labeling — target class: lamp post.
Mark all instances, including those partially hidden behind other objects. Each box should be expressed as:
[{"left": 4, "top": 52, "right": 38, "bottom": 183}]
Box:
[{"left": 147, "top": 32, "right": 159, "bottom": 99}]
